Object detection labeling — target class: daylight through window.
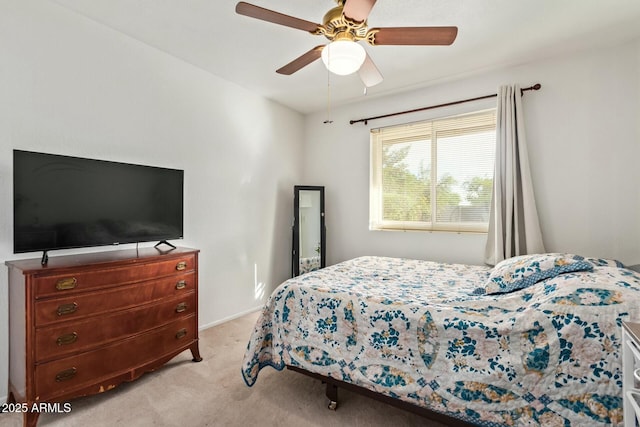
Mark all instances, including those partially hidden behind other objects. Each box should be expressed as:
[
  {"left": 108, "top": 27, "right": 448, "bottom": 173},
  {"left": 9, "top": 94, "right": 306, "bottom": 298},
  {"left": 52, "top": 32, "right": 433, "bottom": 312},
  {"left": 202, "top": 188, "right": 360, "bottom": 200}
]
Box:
[{"left": 370, "top": 109, "right": 496, "bottom": 233}]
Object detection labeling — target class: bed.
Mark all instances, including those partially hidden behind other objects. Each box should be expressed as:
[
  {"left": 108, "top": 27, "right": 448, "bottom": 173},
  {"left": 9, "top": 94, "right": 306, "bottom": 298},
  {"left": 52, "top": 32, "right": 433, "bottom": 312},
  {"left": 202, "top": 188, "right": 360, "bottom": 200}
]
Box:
[
  {"left": 241, "top": 254, "right": 640, "bottom": 426},
  {"left": 299, "top": 255, "right": 321, "bottom": 274}
]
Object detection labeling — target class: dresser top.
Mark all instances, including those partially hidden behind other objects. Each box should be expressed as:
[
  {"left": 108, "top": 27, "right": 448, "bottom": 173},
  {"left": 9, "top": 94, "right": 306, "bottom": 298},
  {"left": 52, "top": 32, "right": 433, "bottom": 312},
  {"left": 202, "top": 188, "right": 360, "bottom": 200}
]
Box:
[{"left": 5, "top": 246, "right": 199, "bottom": 275}]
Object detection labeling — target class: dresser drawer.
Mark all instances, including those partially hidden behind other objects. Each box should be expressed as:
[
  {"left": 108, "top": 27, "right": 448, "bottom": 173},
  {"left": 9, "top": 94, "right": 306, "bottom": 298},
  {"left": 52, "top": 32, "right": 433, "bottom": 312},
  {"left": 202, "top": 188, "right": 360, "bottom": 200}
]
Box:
[
  {"left": 33, "top": 254, "right": 196, "bottom": 298},
  {"left": 34, "top": 272, "right": 195, "bottom": 326},
  {"left": 35, "top": 292, "right": 196, "bottom": 362},
  {"left": 35, "top": 315, "right": 196, "bottom": 398}
]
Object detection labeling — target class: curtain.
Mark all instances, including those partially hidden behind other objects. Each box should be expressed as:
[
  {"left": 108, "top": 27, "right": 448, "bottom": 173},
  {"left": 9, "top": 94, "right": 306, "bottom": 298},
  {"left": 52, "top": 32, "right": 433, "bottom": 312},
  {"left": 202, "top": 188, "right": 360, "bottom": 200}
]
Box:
[{"left": 484, "top": 84, "right": 545, "bottom": 266}]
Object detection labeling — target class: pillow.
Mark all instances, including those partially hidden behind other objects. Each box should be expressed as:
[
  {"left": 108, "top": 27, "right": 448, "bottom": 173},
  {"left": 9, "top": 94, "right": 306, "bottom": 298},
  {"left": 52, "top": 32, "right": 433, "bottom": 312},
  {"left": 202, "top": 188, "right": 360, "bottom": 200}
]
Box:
[
  {"left": 582, "top": 257, "right": 625, "bottom": 268},
  {"left": 477, "top": 253, "right": 593, "bottom": 295}
]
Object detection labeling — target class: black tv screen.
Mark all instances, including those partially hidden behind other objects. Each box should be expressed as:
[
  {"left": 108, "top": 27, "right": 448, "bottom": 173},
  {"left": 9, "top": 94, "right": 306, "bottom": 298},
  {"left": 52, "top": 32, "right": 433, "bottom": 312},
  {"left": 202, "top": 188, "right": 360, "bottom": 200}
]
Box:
[{"left": 13, "top": 150, "right": 184, "bottom": 254}]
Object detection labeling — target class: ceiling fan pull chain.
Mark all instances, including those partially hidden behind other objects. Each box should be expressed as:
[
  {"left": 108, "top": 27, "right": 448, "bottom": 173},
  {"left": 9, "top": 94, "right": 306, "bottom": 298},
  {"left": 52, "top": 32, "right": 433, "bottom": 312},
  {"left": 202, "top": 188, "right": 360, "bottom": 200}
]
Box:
[{"left": 324, "top": 54, "right": 333, "bottom": 124}]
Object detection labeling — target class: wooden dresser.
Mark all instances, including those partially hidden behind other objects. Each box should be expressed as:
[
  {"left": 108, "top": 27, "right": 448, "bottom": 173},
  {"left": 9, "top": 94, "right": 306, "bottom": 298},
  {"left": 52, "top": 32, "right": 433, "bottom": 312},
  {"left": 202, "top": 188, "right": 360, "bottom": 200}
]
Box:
[{"left": 5, "top": 247, "right": 201, "bottom": 427}]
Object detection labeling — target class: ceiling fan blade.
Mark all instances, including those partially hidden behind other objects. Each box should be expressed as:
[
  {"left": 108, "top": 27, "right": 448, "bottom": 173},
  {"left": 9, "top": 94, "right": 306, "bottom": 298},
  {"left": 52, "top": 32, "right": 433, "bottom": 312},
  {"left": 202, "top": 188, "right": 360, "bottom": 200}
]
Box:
[
  {"left": 358, "top": 53, "right": 383, "bottom": 87},
  {"left": 343, "top": 0, "right": 377, "bottom": 23},
  {"left": 368, "top": 27, "right": 458, "bottom": 46},
  {"left": 276, "top": 46, "right": 325, "bottom": 75},
  {"left": 235, "top": 2, "right": 321, "bottom": 33}
]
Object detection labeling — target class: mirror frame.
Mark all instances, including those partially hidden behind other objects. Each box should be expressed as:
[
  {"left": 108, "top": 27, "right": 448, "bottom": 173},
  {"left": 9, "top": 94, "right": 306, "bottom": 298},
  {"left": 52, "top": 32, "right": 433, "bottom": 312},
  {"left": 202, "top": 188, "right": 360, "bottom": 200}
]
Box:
[{"left": 292, "top": 185, "right": 325, "bottom": 277}]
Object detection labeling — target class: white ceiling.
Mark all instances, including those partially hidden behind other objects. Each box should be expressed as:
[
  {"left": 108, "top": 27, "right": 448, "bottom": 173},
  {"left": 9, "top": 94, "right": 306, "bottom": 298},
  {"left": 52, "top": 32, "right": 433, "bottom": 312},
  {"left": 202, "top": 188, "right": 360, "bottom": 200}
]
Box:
[{"left": 50, "top": 0, "right": 640, "bottom": 114}]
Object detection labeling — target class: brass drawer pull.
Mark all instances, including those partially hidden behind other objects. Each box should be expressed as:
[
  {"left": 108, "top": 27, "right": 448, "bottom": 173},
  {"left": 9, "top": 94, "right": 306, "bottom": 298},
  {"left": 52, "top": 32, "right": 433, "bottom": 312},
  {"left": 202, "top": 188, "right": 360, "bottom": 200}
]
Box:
[
  {"left": 56, "top": 332, "right": 78, "bottom": 346},
  {"left": 56, "top": 277, "right": 78, "bottom": 291},
  {"left": 175, "top": 280, "right": 187, "bottom": 290},
  {"left": 55, "top": 367, "right": 77, "bottom": 382},
  {"left": 175, "top": 261, "right": 187, "bottom": 271},
  {"left": 175, "top": 328, "right": 187, "bottom": 339},
  {"left": 175, "top": 302, "right": 188, "bottom": 313},
  {"left": 57, "top": 302, "right": 78, "bottom": 316}
]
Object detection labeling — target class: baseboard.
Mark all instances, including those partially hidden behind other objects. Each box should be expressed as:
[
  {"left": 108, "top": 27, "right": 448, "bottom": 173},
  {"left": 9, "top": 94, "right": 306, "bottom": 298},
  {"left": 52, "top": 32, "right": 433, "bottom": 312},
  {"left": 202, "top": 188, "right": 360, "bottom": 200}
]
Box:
[{"left": 199, "top": 305, "right": 262, "bottom": 331}]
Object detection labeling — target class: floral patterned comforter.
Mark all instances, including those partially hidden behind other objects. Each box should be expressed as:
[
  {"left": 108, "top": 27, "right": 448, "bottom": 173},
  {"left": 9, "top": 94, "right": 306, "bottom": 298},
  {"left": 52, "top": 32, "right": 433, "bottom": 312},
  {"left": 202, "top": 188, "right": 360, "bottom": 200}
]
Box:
[
  {"left": 299, "top": 256, "right": 321, "bottom": 274},
  {"left": 241, "top": 256, "right": 640, "bottom": 426}
]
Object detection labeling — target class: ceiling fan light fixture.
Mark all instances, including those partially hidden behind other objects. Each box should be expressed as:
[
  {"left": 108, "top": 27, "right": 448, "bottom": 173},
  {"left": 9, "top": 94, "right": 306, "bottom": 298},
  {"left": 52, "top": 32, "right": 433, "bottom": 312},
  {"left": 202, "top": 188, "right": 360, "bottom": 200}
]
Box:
[{"left": 321, "top": 40, "right": 366, "bottom": 76}]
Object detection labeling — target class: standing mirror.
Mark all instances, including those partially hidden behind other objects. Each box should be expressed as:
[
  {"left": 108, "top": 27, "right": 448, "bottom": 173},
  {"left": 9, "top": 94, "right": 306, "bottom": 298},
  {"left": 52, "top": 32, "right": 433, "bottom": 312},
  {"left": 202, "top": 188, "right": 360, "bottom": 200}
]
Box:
[{"left": 292, "top": 186, "right": 325, "bottom": 277}]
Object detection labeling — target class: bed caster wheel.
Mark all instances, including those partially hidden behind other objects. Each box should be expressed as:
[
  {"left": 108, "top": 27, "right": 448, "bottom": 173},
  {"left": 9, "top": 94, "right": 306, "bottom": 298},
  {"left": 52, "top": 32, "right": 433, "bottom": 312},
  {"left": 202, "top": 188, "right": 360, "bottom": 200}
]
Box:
[{"left": 328, "top": 401, "right": 337, "bottom": 411}]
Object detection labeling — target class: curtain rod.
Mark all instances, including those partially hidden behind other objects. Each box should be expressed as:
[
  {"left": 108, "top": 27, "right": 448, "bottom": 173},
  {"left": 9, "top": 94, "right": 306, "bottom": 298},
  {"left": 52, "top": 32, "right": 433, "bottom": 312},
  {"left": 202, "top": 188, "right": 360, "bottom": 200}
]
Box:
[{"left": 349, "top": 83, "right": 541, "bottom": 125}]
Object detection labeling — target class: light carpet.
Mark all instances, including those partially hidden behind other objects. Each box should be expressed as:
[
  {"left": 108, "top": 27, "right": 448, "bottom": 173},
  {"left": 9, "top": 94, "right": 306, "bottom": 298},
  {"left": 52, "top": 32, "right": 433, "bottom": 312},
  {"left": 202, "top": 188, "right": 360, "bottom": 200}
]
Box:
[{"left": 0, "top": 311, "right": 448, "bottom": 426}]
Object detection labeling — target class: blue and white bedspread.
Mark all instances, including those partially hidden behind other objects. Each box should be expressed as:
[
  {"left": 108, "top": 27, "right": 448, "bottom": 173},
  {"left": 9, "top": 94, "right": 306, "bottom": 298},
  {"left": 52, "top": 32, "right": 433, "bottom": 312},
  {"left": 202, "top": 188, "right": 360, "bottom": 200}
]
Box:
[{"left": 241, "top": 256, "right": 640, "bottom": 426}]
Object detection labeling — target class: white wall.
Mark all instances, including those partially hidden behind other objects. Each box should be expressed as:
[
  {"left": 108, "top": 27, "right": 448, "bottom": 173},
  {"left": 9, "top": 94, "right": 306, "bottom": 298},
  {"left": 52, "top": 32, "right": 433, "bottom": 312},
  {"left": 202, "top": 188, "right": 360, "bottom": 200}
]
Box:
[
  {"left": 0, "top": 1, "right": 303, "bottom": 401},
  {"left": 304, "top": 38, "right": 640, "bottom": 268}
]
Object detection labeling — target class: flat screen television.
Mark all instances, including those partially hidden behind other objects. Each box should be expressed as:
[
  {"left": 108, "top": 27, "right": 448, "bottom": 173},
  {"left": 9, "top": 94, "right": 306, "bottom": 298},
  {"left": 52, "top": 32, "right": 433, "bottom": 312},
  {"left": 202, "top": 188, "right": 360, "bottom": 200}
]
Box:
[{"left": 13, "top": 150, "right": 184, "bottom": 259}]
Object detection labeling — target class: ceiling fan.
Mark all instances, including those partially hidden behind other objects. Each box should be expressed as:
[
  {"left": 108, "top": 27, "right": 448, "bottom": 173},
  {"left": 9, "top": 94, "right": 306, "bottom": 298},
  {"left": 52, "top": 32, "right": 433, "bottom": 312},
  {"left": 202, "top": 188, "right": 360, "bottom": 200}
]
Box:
[{"left": 235, "top": 0, "right": 458, "bottom": 88}]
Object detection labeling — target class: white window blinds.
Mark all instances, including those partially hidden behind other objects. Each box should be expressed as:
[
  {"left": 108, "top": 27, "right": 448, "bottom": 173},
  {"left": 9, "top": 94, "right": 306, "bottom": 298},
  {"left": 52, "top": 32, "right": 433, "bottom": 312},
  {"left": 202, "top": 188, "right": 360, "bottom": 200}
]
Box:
[{"left": 370, "top": 109, "right": 496, "bottom": 233}]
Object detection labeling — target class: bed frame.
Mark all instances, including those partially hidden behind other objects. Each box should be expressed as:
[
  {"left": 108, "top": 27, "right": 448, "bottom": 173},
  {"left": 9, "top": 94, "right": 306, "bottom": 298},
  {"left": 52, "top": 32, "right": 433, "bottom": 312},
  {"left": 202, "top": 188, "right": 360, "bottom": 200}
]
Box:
[{"left": 286, "top": 365, "right": 475, "bottom": 426}]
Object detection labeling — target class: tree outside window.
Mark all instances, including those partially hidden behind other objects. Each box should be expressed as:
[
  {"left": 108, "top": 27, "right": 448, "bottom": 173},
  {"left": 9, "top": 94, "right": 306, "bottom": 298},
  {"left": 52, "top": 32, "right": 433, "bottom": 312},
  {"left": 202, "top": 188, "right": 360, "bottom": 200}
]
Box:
[{"left": 370, "top": 109, "right": 496, "bottom": 233}]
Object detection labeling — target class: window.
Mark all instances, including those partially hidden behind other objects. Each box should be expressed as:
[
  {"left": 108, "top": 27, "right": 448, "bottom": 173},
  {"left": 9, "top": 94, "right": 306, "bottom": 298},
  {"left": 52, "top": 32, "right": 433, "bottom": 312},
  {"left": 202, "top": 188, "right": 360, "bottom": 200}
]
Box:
[{"left": 370, "top": 109, "right": 496, "bottom": 233}]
